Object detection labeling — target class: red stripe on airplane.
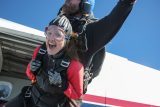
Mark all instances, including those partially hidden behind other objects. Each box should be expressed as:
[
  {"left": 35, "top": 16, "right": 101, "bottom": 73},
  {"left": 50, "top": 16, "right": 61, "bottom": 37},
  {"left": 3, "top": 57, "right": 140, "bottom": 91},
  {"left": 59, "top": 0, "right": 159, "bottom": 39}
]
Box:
[{"left": 83, "top": 94, "right": 159, "bottom": 107}]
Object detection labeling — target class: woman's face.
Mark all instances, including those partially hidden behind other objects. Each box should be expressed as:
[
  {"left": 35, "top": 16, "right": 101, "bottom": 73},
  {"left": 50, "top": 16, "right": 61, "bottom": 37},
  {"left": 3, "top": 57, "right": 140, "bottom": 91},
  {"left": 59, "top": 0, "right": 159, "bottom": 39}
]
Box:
[
  {"left": 45, "top": 25, "right": 66, "bottom": 55},
  {"left": 62, "top": 0, "right": 81, "bottom": 14}
]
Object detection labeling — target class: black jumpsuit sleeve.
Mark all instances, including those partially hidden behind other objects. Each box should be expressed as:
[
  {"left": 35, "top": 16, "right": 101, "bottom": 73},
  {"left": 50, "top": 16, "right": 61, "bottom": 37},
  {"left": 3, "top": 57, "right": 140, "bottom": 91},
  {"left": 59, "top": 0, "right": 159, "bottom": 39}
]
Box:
[{"left": 86, "top": 0, "right": 135, "bottom": 54}]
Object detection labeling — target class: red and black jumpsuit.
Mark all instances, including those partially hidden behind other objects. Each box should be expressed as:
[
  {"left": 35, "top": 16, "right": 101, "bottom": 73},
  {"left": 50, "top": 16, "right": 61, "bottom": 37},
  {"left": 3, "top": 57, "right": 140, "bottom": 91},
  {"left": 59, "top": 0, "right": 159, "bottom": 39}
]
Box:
[
  {"left": 26, "top": 46, "right": 84, "bottom": 107},
  {"left": 5, "top": 46, "right": 84, "bottom": 107}
]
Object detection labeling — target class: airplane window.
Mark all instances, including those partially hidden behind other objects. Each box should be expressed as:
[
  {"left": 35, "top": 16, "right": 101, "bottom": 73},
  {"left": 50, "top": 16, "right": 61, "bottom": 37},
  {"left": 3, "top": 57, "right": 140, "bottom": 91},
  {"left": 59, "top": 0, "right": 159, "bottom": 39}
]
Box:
[{"left": 0, "top": 81, "right": 12, "bottom": 100}]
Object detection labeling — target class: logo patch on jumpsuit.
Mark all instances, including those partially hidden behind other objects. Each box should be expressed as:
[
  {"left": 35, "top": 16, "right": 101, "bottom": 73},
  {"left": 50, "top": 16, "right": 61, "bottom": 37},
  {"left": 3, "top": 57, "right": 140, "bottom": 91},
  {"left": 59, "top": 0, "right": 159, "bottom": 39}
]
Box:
[{"left": 48, "top": 69, "right": 62, "bottom": 87}]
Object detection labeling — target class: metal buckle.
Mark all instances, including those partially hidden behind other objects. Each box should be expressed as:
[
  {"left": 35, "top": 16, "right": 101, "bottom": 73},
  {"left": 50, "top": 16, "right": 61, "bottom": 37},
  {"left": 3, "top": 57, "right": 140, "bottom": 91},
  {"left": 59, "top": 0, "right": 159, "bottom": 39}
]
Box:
[
  {"left": 38, "top": 48, "right": 46, "bottom": 55},
  {"left": 60, "top": 60, "right": 70, "bottom": 68},
  {"left": 25, "top": 87, "right": 31, "bottom": 98}
]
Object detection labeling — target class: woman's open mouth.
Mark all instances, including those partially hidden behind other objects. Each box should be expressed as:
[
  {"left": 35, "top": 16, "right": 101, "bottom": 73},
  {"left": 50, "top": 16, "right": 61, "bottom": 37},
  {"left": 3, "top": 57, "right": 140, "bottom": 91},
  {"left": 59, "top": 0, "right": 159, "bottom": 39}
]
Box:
[{"left": 48, "top": 42, "right": 56, "bottom": 49}]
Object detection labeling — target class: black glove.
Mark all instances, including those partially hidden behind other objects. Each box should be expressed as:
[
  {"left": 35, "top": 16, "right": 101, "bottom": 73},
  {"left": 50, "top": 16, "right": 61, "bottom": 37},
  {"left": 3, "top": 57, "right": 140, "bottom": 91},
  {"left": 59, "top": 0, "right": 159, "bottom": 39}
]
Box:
[{"left": 30, "top": 59, "right": 41, "bottom": 75}]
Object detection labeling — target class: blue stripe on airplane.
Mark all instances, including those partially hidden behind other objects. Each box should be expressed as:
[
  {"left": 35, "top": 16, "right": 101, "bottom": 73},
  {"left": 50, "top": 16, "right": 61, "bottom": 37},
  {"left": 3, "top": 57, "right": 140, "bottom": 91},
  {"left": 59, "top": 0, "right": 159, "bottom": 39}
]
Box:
[{"left": 81, "top": 103, "right": 110, "bottom": 107}]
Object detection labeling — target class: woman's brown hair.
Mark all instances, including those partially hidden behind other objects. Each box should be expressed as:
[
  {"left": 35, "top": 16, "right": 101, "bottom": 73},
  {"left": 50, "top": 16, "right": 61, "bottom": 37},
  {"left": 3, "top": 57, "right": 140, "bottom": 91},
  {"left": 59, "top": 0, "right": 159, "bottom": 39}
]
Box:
[{"left": 65, "top": 35, "right": 79, "bottom": 61}]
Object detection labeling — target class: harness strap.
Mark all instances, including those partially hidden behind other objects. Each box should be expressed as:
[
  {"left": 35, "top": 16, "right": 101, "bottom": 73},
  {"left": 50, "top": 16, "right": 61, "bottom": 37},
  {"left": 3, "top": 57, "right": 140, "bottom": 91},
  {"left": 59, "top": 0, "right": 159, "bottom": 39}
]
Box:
[
  {"left": 21, "top": 86, "right": 33, "bottom": 107},
  {"left": 24, "top": 87, "right": 32, "bottom": 98},
  {"left": 83, "top": 62, "right": 94, "bottom": 93},
  {"left": 36, "top": 42, "right": 46, "bottom": 61}
]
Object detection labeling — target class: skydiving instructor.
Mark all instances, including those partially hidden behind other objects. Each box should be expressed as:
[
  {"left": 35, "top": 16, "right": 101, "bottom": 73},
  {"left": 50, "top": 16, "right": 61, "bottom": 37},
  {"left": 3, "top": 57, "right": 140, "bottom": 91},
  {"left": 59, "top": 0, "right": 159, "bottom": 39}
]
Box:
[{"left": 58, "top": 0, "right": 137, "bottom": 92}]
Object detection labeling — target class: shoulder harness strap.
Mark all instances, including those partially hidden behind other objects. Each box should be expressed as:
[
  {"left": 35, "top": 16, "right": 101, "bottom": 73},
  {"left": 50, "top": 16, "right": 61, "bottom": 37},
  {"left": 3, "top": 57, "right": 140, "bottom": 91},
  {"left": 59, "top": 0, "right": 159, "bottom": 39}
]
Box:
[
  {"left": 55, "top": 56, "right": 71, "bottom": 73},
  {"left": 35, "top": 42, "right": 47, "bottom": 61}
]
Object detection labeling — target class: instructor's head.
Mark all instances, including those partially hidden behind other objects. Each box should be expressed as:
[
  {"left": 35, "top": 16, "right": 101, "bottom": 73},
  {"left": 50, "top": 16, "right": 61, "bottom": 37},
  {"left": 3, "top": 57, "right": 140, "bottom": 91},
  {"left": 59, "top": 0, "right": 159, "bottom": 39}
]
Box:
[{"left": 62, "top": 0, "right": 95, "bottom": 15}]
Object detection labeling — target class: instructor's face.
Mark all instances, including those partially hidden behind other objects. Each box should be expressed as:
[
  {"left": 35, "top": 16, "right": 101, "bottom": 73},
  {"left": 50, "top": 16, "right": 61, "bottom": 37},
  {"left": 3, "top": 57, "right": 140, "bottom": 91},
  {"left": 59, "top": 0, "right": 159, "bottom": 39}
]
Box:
[{"left": 62, "top": 0, "right": 81, "bottom": 14}]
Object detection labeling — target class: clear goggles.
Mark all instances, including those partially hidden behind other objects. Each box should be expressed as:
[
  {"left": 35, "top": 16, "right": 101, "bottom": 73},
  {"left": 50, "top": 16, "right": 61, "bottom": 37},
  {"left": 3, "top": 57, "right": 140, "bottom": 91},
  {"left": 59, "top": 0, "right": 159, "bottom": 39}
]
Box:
[{"left": 45, "top": 27, "right": 66, "bottom": 41}]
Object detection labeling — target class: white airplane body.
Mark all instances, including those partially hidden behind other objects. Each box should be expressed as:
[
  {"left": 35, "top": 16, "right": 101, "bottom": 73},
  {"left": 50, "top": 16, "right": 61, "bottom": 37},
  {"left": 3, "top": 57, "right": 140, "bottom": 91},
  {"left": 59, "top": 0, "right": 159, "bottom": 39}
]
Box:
[{"left": 0, "top": 18, "right": 160, "bottom": 107}]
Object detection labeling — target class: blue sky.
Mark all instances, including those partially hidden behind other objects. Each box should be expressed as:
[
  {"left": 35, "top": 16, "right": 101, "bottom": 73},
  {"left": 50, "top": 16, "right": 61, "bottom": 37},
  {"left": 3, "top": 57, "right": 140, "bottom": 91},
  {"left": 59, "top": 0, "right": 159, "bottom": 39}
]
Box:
[{"left": 0, "top": 0, "right": 160, "bottom": 70}]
